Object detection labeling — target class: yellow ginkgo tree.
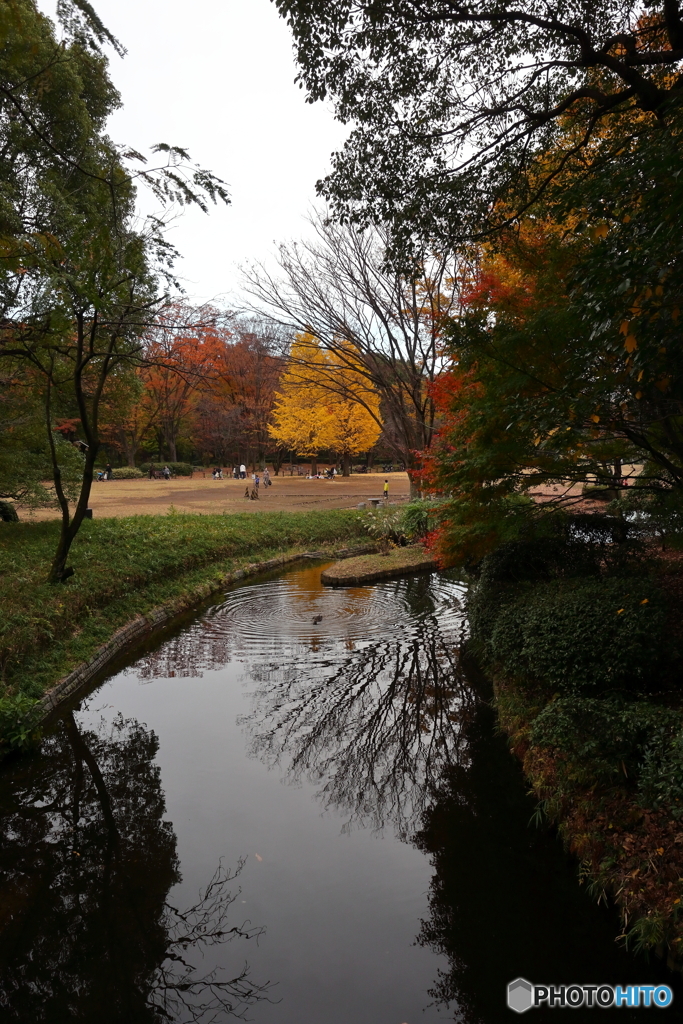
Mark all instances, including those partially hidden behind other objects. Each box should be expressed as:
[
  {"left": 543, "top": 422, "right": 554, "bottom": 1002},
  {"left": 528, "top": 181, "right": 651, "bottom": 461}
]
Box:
[{"left": 269, "top": 334, "right": 381, "bottom": 474}]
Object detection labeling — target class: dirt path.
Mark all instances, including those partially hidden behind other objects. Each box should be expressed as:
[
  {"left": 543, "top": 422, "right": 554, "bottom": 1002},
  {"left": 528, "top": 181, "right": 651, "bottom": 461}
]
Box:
[{"left": 20, "top": 471, "right": 411, "bottom": 520}]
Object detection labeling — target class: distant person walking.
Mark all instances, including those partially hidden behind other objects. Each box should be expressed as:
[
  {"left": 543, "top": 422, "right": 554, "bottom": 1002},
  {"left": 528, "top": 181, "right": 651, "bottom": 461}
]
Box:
[
  {"left": 240, "top": 463, "right": 246, "bottom": 480},
  {"left": 105, "top": 462, "right": 112, "bottom": 481},
  {"left": 148, "top": 463, "right": 156, "bottom": 480},
  {"left": 383, "top": 479, "right": 389, "bottom": 500},
  {"left": 163, "top": 465, "right": 171, "bottom": 480},
  {"left": 263, "top": 468, "right": 271, "bottom": 487}
]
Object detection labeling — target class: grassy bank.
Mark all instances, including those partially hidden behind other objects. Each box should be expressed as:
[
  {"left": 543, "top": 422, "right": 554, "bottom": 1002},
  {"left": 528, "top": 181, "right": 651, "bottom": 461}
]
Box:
[
  {"left": 321, "top": 545, "right": 436, "bottom": 585},
  {"left": 467, "top": 519, "right": 683, "bottom": 964},
  {"left": 0, "top": 510, "right": 366, "bottom": 714}
]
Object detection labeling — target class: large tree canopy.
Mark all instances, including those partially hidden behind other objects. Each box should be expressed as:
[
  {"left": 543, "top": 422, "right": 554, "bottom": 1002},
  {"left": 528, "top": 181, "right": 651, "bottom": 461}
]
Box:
[
  {"left": 0, "top": 0, "right": 229, "bottom": 581},
  {"left": 275, "top": 0, "right": 683, "bottom": 247}
]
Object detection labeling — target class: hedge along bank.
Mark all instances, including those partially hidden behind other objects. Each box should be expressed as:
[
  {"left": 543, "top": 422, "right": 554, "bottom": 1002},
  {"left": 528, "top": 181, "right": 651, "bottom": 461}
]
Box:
[
  {"left": 0, "top": 510, "right": 369, "bottom": 750},
  {"left": 466, "top": 515, "right": 683, "bottom": 964}
]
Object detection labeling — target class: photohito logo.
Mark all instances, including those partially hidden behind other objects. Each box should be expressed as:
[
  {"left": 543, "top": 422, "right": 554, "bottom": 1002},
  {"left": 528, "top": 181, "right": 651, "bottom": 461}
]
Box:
[{"left": 507, "top": 978, "right": 674, "bottom": 1012}]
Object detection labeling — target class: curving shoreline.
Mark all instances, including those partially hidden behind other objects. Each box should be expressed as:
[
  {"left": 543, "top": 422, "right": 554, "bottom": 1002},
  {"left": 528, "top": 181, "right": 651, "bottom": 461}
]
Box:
[{"left": 36, "top": 543, "right": 378, "bottom": 726}]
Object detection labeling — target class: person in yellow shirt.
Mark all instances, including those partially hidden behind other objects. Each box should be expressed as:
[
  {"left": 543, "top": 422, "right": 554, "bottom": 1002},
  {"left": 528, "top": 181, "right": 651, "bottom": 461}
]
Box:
[{"left": 383, "top": 479, "right": 389, "bottom": 500}]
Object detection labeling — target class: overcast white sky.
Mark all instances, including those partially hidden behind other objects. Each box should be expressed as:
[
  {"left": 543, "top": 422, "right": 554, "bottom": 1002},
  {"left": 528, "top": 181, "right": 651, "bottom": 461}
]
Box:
[{"left": 45, "top": 0, "right": 346, "bottom": 306}]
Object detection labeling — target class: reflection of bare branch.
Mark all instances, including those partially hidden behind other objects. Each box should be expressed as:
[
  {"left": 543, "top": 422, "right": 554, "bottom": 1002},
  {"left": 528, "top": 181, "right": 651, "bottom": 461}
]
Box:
[
  {"left": 130, "top": 611, "right": 237, "bottom": 682},
  {"left": 243, "top": 604, "right": 474, "bottom": 837},
  {"left": 151, "top": 860, "right": 275, "bottom": 1024},
  {"left": 63, "top": 711, "right": 119, "bottom": 867},
  {"left": 0, "top": 713, "right": 273, "bottom": 1023}
]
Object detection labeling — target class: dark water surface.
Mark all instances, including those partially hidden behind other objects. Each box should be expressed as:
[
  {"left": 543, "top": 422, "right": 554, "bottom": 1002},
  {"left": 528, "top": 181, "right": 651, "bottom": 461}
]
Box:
[{"left": 0, "top": 563, "right": 680, "bottom": 1023}]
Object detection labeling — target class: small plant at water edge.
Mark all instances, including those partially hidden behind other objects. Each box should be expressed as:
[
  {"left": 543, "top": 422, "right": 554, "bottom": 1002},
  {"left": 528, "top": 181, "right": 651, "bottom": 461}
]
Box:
[{"left": 0, "top": 693, "right": 42, "bottom": 752}]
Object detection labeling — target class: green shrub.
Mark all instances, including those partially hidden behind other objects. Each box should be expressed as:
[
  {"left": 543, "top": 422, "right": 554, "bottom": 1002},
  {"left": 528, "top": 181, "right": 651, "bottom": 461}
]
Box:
[
  {"left": 364, "top": 500, "right": 442, "bottom": 544},
  {"left": 638, "top": 727, "right": 683, "bottom": 815},
  {"left": 530, "top": 695, "right": 683, "bottom": 816},
  {"left": 105, "top": 466, "right": 143, "bottom": 479},
  {"left": 0, "top": 693, "right": 41, "bottom": 751},
  {"left": 476, "top": 575, "right": 668, "bottom": 694},
  {"left": 0, "top": 501, "right": 19, "bottom": 522},
  {"left": 364, "top": 505, "right": 406, "bottom": 543},
  {"left": 139, "top": 462, "right": 195, "bottom": 476},
  {"left": 401, "top": 500, "right": 435, "bottom": 539},
  {"left": 530, "top": 696, "right": 677, "bottom": 782},
  {"left": 474, "top": 515, "right": 640, "bottom": 587}
]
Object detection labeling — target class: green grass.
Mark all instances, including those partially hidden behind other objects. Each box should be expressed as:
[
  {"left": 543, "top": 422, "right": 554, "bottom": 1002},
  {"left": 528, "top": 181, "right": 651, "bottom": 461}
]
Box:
[
  {"left": 322, "top": 545, "right": 435, "bottom": 583},
  {"left": 0, "top": 510, "right": 366, "bottom": 700}
]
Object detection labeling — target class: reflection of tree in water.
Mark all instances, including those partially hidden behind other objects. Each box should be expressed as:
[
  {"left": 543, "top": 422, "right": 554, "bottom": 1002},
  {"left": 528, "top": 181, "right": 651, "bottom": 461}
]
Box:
[
  {"left": 131, "top": 614, "right": 237, "bottom": 682},
  {"left": 0, "top": 712, "right": 270, "bottom": 1023},
  {"left": 243, "top": 593, "right": 474, "bottom": 835},
  {"left": 412, "top": 695, "right": 663, "bottom": 1024}
]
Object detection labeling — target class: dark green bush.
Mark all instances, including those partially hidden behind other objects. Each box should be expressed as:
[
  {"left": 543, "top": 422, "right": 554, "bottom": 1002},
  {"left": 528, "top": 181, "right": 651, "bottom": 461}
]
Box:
[
  {"left": 401, "top": 500, "right": 435, "bottom": 539},
  {"left": 477, "top": 575, "right": 668, "bottom": 694},
  {"left": 97, "top": 466, "right": 143, "bottom": 479},
  {"left": 638, "top": 727, "right": 683, "bottom": 815},
  {"left": 138, "top": 462, "right": 195, "bottom": 476},
  {"left": 0, "top": 501, "right": 19, "bottom": 522},
  {"left": 530, "top": 695, "right": 683, "bottom": 816},
  {"left": 0, "top": 693, "right": 41, "bottom": 752},
  {"left": 475, "top": 515, "right": 641, "bottom": 588},
  {"left": 530, "top": 696, "right": 675, "bottom": 782}
]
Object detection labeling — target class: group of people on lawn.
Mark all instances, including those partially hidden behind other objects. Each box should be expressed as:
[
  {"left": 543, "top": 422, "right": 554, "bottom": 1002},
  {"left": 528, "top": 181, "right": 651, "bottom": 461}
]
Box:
[
  {"left": 99, "top": 461, "right": 390, "bottom": 500},
  {"left": 211, "top": 465, "right": 272, "bottom": 487}
]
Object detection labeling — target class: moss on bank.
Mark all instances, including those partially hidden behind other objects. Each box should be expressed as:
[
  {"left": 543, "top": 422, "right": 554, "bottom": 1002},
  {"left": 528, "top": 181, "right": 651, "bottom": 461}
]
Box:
[
  {"left": 468, "top": 528, "right": 683, "bottom": 965},
  {"left": 0, "top": 510, "right": 366, "bottom": 707}
]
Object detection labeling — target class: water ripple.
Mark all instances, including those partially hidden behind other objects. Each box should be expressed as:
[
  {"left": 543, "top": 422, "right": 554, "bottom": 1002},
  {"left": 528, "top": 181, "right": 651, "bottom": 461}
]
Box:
[
  {"left": 129, "top": 562, "right": 466, "bottom": 680},
  {"left": 208, "top": 568, "right": 464, "bottom": 648}
]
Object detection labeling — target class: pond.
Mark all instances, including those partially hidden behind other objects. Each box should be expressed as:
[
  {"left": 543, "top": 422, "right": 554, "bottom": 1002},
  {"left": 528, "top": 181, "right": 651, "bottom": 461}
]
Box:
[{"left": 0, "top": 562, "right": 679, "bottom": 1023}]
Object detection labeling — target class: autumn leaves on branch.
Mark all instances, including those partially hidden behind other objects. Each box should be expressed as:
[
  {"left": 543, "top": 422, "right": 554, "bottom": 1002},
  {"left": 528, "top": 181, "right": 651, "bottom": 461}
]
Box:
[{"left": 269, "top": 334, "right": 381, "bottom": 475}]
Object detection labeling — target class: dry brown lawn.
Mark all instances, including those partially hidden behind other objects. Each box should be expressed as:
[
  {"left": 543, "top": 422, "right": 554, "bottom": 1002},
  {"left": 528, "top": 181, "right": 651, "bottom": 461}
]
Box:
[{"left": 20, "top": 470, "right": 411, "bottom": 520}]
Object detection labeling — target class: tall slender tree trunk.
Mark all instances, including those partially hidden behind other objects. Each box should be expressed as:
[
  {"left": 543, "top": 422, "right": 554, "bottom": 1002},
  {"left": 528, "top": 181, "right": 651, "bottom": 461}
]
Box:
[
  {"left": 49, "top": 443, "right": 98, "bottom": 583},
  {"left": 119, "top": 428, "right": 136, "bottom": 467},
  {"left": 342, "top": 453, "right": 351, "bottom": 477},
  {"left": 406, "top": 455, "right": 422, "bottom": 499}
]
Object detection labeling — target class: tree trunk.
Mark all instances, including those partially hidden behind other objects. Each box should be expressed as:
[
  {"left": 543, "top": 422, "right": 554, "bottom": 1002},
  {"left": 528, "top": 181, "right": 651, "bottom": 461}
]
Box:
[
  {"left": 342, "top": 453, "right": 351, "bottom": 477},
  {"left": 311, "top": 458, "right": 318, "bottom": 476},
  {"left": 168, "top": 437, "right": 177, "bottom": 462},
  {"left": 49, "top": 444, "right": 98, "bottom": 584},
  {"left": 407, "top": 469, "right": 421, "bottom": 499},
  {"left": 118, "top": 428, "right": 136, "bottom": 467}
]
